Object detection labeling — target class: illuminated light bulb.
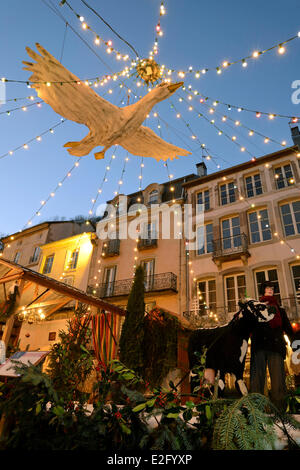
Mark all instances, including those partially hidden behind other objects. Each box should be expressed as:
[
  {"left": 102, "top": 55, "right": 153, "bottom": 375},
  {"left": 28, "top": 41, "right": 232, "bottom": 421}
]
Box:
[
  {"left": 195, "top": 72, "right": 200, "bottom": 78},
  {"left": 278, "top": 45, "right": 286, "bottom": 54},
  {"left": 249, "top": 130, "right": 254, "bottom": 136},
  {"left": 112, "top": 154, "right": 116, "bottom": 159},
  {"left": 297, "top": 255, "right": 300, "bottom": 259},
  {"left": 50, "top": 129, "right": 54, "bottom": 134},
  {"left": 23, "top": 144, "right": 28, "bottom": 149},
  {"left": 202, "top": 69, "right": 207, "bottom": 74},
  {"left": 222, "top": 61, "right": 229, "bottom": 68},
  {"left": 239, "top": 196, "right": 244, "bottom": 200},
  {"left": 241, "top": 147, "right": 245, "bottom": 152},
  {"left": 82, "top": 22, "right": 87, "bottom": 29},
  {"left": 36, "top": 136, "right": 41, "bottom": 141},
  {"left": 178, "top": 71, "right": 185, "bottom": 78},
  {"left": 206, "top": 155, "right": 211, "bottom": 160},
  {"left": 9, "top": 151, "right": 13, "bottom": 155},
  {"left": 191, "top": 135, "right": 196, "bottom": 139},
  {"left": 222, "top": 116, "right": 227, "bottom": 121},
  {"left": 232, "top": 136, "right": 237, "bottom": 141},
  {"left": 108, "top": 89, "right": 113, "bottom": 94},
  {"left": 188, "top": 95, "right": 193, "bottom": 101},
  {"left": 218, "top": 131, "right": 223, "bottom": 135},
  {"left": 281, "top": 140, "right": 287, "bottom": 146},
  {"left": 46, "top": 82, "right": 51, "bottom": 87},
  {"left": 94, "top": 36, "right": 100, "bottom": 45},
  {"left": 22, "top": 106, "right": 27, "bottom": 111},
  {"left": 290, "top": 178, "right": 295, "bottom": 184},
  {"left": 106, "top": 47, "right": 112, "bottom": 54},
  {"left": 235, "top": 120, "right": 240, "bottom": 126},
  {"left": 264, "top": 138, "right": 269, "bottom": 143},
  {"left": 75, "top": 162, "right": 79, "bottom": 167},
  {"left": 292, "top": 117, "right": 298, "bottom": 123},
  {"left": 217, "top": 68, "right": 222, "bottom": 74},
  {"left": 265, "top": 163, "right": 270, "bottom": 168},
  {"left": 79, "top": 16, "right": 84, "bottom": 22},
  {"left": 67, "top": 172, "right": 71, "bottom": 177},
  {"left": 256, "top": 112, "right": 261, "bottom": 118},
  {"left": 280, "top": 240, "right": 284, "bottom": 245},
  {"left": 252, "top": 51, "right": 260, "bottom": 58},
  {"left": 269, "top": 114, "right": 275, "bottom": 120},
  {"left": 188, "top": 106, "right": 193, "bottom": 111},
  {"left": 58, "top": 182, "right": 62, "bottom": 186},
  {"left": 223, "top": 176, "right": 227, "bottom": 181},
  {"left": 50, "top": 192, "right": 55, "bottom": 197},
  {"left": 116, "top": 54, "right": 121, "bottom": 60},
  {"left": 242, "top": 60, "right": 247, "bottom": 67},
  {"left": 209, "top": 108, "right": 214, "bottom": 114}
]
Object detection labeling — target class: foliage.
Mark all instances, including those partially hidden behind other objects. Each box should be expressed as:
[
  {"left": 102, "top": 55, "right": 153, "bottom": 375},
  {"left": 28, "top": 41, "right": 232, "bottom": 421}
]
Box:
[
  {"left": 46, "top": 304, "right": 93, "bottom": 402},
  {"left": 0, "top": 287, "right": 18, "bottom": 322},
  {"left": 119, "top": 265, "right": 145, "bottom": 376},
  {"left": 143, "top": 307, "right": 180, "bottom": 387}
]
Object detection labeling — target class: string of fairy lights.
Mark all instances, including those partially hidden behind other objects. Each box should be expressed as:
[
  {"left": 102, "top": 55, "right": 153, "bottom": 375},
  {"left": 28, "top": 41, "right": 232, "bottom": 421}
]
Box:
[
  {"left": 0, "top": 100, "right": 42, "bottom": 116},
  {"left": 1, "top": 0, "right": 300, "bottom": 298}
]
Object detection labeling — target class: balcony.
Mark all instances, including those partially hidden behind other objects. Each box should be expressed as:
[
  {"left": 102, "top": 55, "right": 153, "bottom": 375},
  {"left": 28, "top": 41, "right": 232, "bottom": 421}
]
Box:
[
  {"left": 101, "top": 239, "right": 120, "bottom": 258},
  {"left": 212, "top": 233, "right": 250, "bottom": 266},
  {"left": 137, "top": 237, "right": 158, "bottom": 250},
  {"left": 88, "top": 272, "right": 177, "bottom": 298}
]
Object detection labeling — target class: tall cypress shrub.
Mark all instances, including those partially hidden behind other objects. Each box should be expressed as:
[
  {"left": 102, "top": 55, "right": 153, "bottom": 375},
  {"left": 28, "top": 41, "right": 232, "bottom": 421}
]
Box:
[{"left": 119, "top": 265, "right": 145, "bottom": 376}]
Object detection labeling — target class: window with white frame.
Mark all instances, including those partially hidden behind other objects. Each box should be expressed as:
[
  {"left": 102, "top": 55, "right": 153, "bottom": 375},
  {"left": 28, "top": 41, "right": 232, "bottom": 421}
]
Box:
[
  {"left": 196, "top": 223, "right": 213, "bottom": 255},
  {"left": 291, "top": 264, "right": 300, "bottom": 304},
  {"left": 219, "top": 182, "right": 236, "bottom": 205},
  {"left": 221, "top": 216, "right": 241, "bottom": 251},
  {"left": 248, "top": 209, "right": 272, "bottom": 243},
  {"left": 30, "top": 246, "right": 40, "bottom": 263},
  {"left": 197, "top": 279, "right": 216, "bottom": 315},
  {"left": 142, "top": 221, "right": 157, "bottom": 239},
  {"left": 13, "top": 252, "right": 20, "bottom": 264},
  {"left": 255, "top": 268, "right": 281, "bottom": 303},
  {"left": 66, "top": 249, "right": 79, "bottom": 270},
  {"left": 141, "top": 259, "right": 155, "bottom": 290},
  {"left": 274, "top": 164, "right": 294, "bottom": 189},
  {"left": 148, "top": 189, "right": 159, "bottom": 205},
  {"left": 103, "top": 266, "right": 116, "bottom": 296},
  {"left": 280, "top": 201, "right": 300, "bottom": 237},
  {"left": 43, "top": 254, "right": 54, "bottom": 274},
  {"left": 245, "top": 173, "right": 263, "bottom": 198},
  {"left": 225, "top": 274, "right": 246, "bottom": 313},
  {"left": 196, "top": 189, "right": 210, "bottom": 211}
]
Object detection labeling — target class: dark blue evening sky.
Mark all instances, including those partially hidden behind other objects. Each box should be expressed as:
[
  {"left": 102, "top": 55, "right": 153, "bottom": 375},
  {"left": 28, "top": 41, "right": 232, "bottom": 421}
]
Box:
[{"left": 1, "top": 0, "right": 300, "bottom": 235}]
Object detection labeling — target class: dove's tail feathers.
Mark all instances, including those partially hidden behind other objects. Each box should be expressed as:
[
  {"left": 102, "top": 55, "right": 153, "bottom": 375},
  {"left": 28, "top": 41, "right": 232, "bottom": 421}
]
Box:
[{"left": 63, "top": 131, "right": 96, "bottom": 157}]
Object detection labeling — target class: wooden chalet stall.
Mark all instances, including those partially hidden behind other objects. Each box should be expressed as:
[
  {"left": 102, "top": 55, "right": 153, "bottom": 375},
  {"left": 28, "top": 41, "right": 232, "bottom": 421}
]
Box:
[{"left": 0, "top": 258, "right": 125, "bottom": 353}]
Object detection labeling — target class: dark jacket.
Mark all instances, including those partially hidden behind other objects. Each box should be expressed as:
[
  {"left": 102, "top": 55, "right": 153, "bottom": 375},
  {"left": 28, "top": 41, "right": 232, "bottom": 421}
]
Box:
[{"left": 251, "top": 307, "right": 294, "bottom": 358}]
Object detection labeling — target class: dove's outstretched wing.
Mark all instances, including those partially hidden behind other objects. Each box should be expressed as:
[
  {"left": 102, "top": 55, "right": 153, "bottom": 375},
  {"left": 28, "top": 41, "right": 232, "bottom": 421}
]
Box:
[
  {"left": 121, "top": 126, "right": 191, "bottom": 161},
  {"left": 23, "top": 43, "right": 119, "bottom": 132}
]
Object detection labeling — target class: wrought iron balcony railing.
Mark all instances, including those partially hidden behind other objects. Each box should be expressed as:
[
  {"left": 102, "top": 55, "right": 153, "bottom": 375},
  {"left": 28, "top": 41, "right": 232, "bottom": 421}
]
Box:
[
  {"left": 88, "top": 272, "right": 177, "bottom": 298},
  {"left": 137, "top": 237, "right": 158, "bottom": 250},
  {"left": 212, "top": 233, "right": 250, "bottom": 261},
  {"left": 101, "top": 239, "right": 120, "bottom": 257}
]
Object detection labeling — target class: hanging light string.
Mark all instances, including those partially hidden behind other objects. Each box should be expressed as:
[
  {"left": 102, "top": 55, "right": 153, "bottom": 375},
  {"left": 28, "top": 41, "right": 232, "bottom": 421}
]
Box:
[
  {"left": 60, "top": 0, "right": 137, "bottom": 63},
  {"left": 23, "top": 155, "right": 81, "bottom": 229},
  {"left": 192, "top": 91, "right": 300, "bottom": 121},
  {"left": 0, "top": 100, "right": 42, "bottom": 116},
  {"left": 171, "top": 31, "right": 300, "bottom": 77},
  {"left": 78, "top": 0, "right": 140, "bottom": 58},
  {"left": 138, "top": 157, "right": 144, "bottom": 191},
  {"left": 0, "top": 94, "right": 38, "bottom": 103},
  {"left": 113, "top": 153, "right": 129, "bottom": 196},
  {"left": 197, "top": 96, "right": 288, "bottom": 149},
  {"left": 149, "top": 1, "right": 166, "bottom": 59},
  {"left": 175, "top": 94, "right": 256, "bottom": 159},
  {"left": 0, "top": 119, "right": 65, "bottom": 161}
]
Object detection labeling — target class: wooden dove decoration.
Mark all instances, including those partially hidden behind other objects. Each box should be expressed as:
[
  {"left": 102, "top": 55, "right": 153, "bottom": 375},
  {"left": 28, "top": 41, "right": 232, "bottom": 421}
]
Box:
[{"left": 23, "top": 44, "right": 191, "bottom": 161}]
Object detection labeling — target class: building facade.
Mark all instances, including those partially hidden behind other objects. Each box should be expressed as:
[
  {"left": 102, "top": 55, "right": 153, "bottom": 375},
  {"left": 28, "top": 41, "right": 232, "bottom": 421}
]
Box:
[{"left": 184, "top": 146, "right": 300, "bottom": 325}]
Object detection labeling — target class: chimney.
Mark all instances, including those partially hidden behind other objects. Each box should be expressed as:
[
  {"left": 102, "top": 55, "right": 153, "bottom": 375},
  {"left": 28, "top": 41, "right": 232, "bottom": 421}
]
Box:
[
  {"left": 290, "top": 125, "right": 300, "bottom": 149},
  {"left": 196, "top": 161, "right": 207, "bottom": 177}
]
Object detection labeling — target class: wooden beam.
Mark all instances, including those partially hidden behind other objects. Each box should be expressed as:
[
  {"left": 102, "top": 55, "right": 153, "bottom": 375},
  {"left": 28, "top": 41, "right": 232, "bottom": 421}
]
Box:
[
  {"left": 0, "top": 272, "right": 23, "bottom": 285},
  {"left": 45, "top": 299, "right": 71, "bottom": 317}
]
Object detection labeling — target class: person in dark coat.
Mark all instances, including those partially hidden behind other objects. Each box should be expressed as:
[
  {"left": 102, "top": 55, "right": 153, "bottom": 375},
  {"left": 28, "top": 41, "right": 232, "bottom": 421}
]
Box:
[{"left": 250, "top": 281, "right": 294, "bottom": 410}]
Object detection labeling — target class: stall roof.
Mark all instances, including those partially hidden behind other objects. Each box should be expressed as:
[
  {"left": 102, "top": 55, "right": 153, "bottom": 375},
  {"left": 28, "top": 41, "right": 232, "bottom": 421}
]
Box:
[{"left": 0, "top": 257, "right": 125, "bottom": 317}]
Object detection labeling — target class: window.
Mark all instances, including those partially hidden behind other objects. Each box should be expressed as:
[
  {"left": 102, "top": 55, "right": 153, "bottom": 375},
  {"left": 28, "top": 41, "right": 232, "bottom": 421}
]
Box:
[
  {"left": 291, "top": 265, "right": 300, "bottom": 304},
  {"left": 43, "top": 255, "right": 54, "bottom": 274},
  {"left": 13, "top": 252, "right": 20, "bottom": 263},
  {"left": 141, "top": 259, "right": 155, "bottom": 290},
  {"left": 280, "top": 201, "right": 300, "bottom": 237},
  {"left": 142, "top": 221, "right": 157, "bottom": 240},
  {"left": 248, "top": 209, "right": 272, "bottom": 243},
  {"left": 220, "top": 182, "right": 236, "bottom": 205},
  {"left": 255, "top": 268, "right": 281, "bottom": 304},
  {"left": 197, "top": 190, "right": 210, "bottom": 211},
  {"left": 197, "top": 279, "right": 216, "bottom": 315},
  {"left": 66, "top": 249, "right": 79, "bottom": 270},
  {"left": 30, "top": 246, "right": 40, "bottom": 264},
  {"left": 103, "top": 266, "right": 116, "bottom": 296},
  {"left": 149, "top": 190, "right": 159, "bottom": 205},
  {"left": 245, "top": 173, "right": 263, "bottom": 198},
  {"left": 196, "top": 223, "right": 213, "bottom": 255},
  {"left": 225, "top": 274, "right": 246, "bottom": 313},
  {"left": 221, "top": 216, "right": 241, "bottom": 250},
  {"left": 274, "top": 164, "right": 294, "bottom": 189}
]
